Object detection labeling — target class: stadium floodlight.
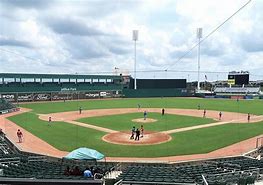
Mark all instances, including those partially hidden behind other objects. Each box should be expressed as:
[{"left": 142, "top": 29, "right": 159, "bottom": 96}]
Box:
[
  {"left": 197, "top": 28, "right": 203, "bottom": 90},
  {"left": 132, "top": 30, "right": 138, "bottom": 90}
]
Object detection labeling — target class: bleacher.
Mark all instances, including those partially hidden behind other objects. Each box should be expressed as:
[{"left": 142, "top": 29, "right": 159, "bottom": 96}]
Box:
[
  {"left": 0, "top": 130, "right": 263, "bottom": 184},
  {"left": 0, "top": 133, "right": 105, "bottom": 184},
  {"left": 0, "top": 98, "right": 18, "bottom": 114},
  {"left": 117, "top": 164, "right": 195, "bottom": 184},
  {"left": 0, "top": 82, "right": 122, "bottom": 93},
  {"left": 114, "top": 156, "right": 263, "bottom": 185},
  {"left": 214, "top": 86, "right": 260, "bottom": 94}
]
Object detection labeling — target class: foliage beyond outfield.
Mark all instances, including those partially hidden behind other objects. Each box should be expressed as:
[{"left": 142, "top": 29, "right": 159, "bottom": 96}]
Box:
[
  {"left": 77, "top": 112, "right": 215, "bottom": 131},
  {"left": 8, "top": 112, "right": 263, "bottom": 157},
  {"left": 20, "top": 98, "right": 263, "bottom": 115}
]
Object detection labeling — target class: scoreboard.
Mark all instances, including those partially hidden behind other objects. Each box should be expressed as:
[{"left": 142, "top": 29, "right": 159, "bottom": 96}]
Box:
[{"left": 228, "top": 71, "right": 249, "bottom": 85}]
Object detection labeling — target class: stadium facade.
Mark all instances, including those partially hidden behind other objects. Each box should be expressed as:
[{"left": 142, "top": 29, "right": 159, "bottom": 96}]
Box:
[{"left": 0, "top": 73, "right": 188, "bottom": 102}]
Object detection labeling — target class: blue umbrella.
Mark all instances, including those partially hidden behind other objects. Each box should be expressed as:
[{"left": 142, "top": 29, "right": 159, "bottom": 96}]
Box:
[{"left": 64, "top": 147, "right": 104, "bottom": 160}]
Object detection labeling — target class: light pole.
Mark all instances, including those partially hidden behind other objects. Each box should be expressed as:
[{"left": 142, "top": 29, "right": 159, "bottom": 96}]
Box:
[
  {"left": 197, "top": 28, "right": 202, "bottom": 91},
  {"left": 132, "top": 30, "right": 138, "bottom": 89}
]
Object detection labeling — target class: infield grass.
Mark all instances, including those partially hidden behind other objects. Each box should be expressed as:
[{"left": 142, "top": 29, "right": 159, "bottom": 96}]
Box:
[{"left": 77, "top": 112, "right": 216, "bottom": 131}]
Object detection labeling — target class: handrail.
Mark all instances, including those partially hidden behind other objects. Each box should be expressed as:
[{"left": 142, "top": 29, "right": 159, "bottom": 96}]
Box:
[{"left": 201, "top": 174, "right": 208, "bottom": 185}]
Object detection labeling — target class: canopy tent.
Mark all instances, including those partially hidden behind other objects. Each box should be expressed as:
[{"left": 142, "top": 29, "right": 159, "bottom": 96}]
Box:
[{"left": 64, "top": 147, "right": 105, "bottom": 160}]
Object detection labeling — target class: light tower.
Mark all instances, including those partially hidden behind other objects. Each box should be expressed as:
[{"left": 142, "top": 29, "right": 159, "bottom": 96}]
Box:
[
  {"left": 132, "top": 30, "right": 138, "bottom": 89},
  {"left": 197, "top": 28, "right": 202, "bottom": 91}
]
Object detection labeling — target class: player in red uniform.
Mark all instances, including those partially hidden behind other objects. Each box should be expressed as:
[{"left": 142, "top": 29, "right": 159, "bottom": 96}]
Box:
[
  {"left": 17, "top": 129, "right": 23, "bottom": 143},
  {"left": 219, "top": 112, "right": 222, "bottom": 120},
  {"left": 248, "top": 113, "right": 251, "bottom": 122},
  {"left": 203, "top": 109, "right": 206, "bottom": 118},
  {"left": 140, "top": 125, "right": 144, "bottom": 138}
]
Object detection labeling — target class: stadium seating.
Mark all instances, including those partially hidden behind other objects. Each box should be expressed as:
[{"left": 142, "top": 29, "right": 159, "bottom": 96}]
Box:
[
  {"left": 0, "top": 82, "right": 123, "bottom": 93},
  {"left": 0, "top": 131, "right": 262, "bottom": 184},
  {"left": 0, "top": 98, "right": 17, "bottom": 114},
  {"left": 115, "top": 157, "right": 261, "bottom": 185},
  {"left": 214, "top": 86, "right": 260, "bottom": 94},
  {"left": 0, "top": 134, "right": 113, "bottom": 183}
]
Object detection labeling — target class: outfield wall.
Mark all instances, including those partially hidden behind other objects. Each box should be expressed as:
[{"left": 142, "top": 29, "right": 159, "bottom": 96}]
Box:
[
  {"left": 123, "top": 88, "right": 188, "bottom": 98},
  {"left": 0, "top": 90, "right": 122, "bottom": 102}
]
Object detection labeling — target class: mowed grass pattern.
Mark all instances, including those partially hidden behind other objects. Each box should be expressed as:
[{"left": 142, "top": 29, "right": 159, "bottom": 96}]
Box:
[
  {"left": 8, "top": 112, "right": 263, "bottom": 157},
  {"left": 20, "top": 98, "right": 263, "bottom": 115},
  {"left": 77, "top": 112, "right": 216, "bottom": 131}
]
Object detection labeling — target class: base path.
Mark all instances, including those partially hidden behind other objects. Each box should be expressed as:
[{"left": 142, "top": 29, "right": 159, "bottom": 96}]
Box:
[
  {"left": 66, "top": 120, "right": 116, "bottom": 133},
  {"left": 0, "top": 108, "right": 68, "bottom": 158}
]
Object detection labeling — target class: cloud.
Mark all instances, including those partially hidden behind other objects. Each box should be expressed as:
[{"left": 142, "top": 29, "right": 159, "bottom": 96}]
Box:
[
  {"left": 240, "top": 34, "right": 263, "bottom": 53},
  {"left": 62, "top": 35, "right": 109, "bottom": 59},
  {"left": 201, "top": 39, "right": 227, "bottom": 57},
  {"left": 238, "top": 23, "right": 263, "bottom": 53},
  {"left": 46, "top": 17, "right": 106, "bottom": 36},
  {"left": 1, "top": 0, "right": 51, "bottom": 9},
  {"left": 0, "top": 37, "right": 33, "bottom": 48}
]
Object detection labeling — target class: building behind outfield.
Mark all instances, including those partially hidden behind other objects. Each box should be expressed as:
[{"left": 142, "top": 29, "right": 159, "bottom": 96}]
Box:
[{"left": 0, "top": 73, "right": 188, "bottom": 102}]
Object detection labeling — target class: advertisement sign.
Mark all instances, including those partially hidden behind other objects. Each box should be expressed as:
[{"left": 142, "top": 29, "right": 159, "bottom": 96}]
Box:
[
  {"left": 0, "top": 94, "right": 15, "bottom": 102},
  {"left": 18, "top": 94, "right": 33, "bottom": 101},
  {"left": 33, "top": 93, "right": 51, "bottom": 101},
  {"left": 52, "top": 93, "right": 72, "bottom": 100},
  {"left": 85, "top": 92, "right": 100, "bottom": 98}
]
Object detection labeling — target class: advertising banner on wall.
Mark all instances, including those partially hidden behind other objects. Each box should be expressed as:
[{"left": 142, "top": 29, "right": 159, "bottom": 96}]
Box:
[
  {"left": 18, "top": 93, "right": 33, "bottom": 102},
  {"left": 52, "top": 93, "right": 73, "bottom": 100},
  {"left": 1, "top": 90, "right": 121, "bottom": 102},
  {"left": 0, "top": 94, "right": 16, "bottom": 102},
  {"left": 85, "top": 92, "right": 100, "bottom": 99},
  {"left": 33, "top": 93, "right": 51, "bottom": 101}
]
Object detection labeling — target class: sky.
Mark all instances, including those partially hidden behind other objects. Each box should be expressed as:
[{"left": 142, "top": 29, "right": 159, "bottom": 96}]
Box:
[{"left": 0, "top": 0, "right": 262, "bottom": 81}]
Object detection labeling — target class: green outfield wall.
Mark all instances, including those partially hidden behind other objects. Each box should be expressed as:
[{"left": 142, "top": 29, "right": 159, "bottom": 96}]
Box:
[{"left": 122, "top": 88, "right": 188, "bottom": 98}]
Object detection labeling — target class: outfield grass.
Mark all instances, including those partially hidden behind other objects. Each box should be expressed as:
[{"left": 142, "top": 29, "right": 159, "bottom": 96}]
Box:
[
  {"left": 8, "top": 112, "right": 263, "bottom": 157},
  {"left": 19, "top": 98, "right": 263, "bottom": 115},
  {"left": 77, "top": 112, "right": 215, "bottom": 131}
]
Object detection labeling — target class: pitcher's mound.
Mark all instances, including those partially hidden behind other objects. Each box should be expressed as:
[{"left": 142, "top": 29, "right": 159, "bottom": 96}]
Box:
[
  {"left": 102, "top": 131, "right": 171, "bottom": 145},
  {"left": 132, "top": 118, "right": 157, "bottom": 123}
]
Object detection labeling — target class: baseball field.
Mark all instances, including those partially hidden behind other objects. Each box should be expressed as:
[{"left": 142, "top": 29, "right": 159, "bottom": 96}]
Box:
[{"left": 5, "top": 97, "right": 263, "bottom": 158}]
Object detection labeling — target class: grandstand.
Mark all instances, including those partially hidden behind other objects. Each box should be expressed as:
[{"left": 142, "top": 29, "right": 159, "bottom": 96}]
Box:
[
  {"left": 0, "top": 129, "right": 262, "bottom": 185},
  {"left": 0, "top": 73, "right": 188, "bottom": 101},
  {"left": 0, "top": 73, "right": 124, "bottom": 102}
]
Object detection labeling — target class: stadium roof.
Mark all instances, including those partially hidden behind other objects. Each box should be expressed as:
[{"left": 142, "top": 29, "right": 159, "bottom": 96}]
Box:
[{"left": 0, "top": 73, "right": 122, "bottom": 80}]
